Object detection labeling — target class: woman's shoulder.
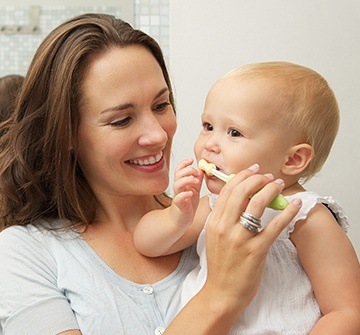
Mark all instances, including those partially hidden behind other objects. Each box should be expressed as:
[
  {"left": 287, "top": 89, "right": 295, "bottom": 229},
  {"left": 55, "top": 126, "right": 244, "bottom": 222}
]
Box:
[
  {"left": 0, "top": 224, "right": 40, "bottom": 244},
  {"left": 0, "top": 221, "right": 80, "bottom": 258},
  {"left": 1, "top": 220, "right": 75, "bottom": 238}
]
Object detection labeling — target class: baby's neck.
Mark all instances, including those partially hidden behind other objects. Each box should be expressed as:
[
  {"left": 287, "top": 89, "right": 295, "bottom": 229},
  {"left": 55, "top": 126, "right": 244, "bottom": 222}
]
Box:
[{"left": 281, "top": 182, "right": 306, "bottom": 196}]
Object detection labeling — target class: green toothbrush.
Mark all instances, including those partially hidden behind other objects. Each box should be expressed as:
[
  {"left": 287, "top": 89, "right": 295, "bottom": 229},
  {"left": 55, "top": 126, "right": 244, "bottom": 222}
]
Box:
[{"left": 198, "top": 158, "right": 289, "bottom": 210}]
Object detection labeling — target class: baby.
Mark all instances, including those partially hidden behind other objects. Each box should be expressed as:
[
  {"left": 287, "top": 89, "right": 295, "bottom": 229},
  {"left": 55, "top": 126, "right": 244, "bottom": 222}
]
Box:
[{"left": 134, "top": 62, "right": 360, "bottom": 334}]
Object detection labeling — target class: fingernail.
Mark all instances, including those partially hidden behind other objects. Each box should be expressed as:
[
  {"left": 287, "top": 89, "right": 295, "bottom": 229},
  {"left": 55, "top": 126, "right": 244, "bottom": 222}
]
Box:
[
  {"left": 248, "top": 164, "right": 259, "bottom": 171},
  {"left": 274, "top": 178, "right": 284, "bottom": 185},
  {"left": 291, "top": 198, "right": 302, "bottom": 207},
  {"left": 264, "top": 173, "right": 274, "bottom": 179}
]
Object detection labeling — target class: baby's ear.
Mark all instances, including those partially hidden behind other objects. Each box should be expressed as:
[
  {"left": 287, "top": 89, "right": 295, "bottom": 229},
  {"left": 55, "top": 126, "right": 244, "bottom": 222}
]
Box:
[{"left": 282, "top": 143, "right": 314, "bottom": 176}]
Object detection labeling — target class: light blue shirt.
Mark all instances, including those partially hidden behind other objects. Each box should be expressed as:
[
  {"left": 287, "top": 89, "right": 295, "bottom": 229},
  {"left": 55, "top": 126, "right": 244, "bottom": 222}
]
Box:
[{"left": 0, "top": 223, "right": 198, "bottom": 335}]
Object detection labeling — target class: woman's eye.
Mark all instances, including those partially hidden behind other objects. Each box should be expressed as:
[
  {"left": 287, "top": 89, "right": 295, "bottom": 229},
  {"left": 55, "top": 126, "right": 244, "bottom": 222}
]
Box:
[
  {"left": 229, "top": 129, "right": 242, "bottom": 137},
  {"left": 154, "top": 102, "right": 170, "bottom": 112},
  {"left": 109, "top": 117, "right": 131, "bottom": 127},
  {"left": 203, "top": 122, "right": 213, "bottom": 131}
]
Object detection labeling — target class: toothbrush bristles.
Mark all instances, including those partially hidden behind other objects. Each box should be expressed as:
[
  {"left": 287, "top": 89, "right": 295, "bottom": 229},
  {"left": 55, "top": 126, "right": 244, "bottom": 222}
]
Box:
[
  {"left": 198, "top": 158, "right": 216, "bottom": 176},
  {"left": 198, "top": 158, "right": 232, "bottom": 183}
]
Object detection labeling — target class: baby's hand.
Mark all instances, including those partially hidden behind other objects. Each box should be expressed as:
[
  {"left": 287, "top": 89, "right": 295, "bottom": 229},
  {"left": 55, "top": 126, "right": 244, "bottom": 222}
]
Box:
[{"left": 172, "top": 158, "right": 203, "bottom": 225}]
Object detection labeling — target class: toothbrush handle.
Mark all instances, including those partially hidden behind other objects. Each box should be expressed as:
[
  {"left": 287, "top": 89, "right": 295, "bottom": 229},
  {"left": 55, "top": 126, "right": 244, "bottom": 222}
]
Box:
[
  {"left": 227, "top": 173, "right": 288, "bottom": 210},
  {"left": 212, "top": 170, "right": 235, "bottom": 183},
  {"left": 267, "top": 194, "right": 289, "bottom": 210},
  {"left": 202, "top": 162, "right": 289, "bottom": 210}
]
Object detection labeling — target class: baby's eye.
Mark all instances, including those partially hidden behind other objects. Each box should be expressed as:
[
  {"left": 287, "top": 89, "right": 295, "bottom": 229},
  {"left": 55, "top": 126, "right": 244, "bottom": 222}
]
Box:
[
  {"left": 110, "top": 116, "right": 132, "bottom": 127},
  {"left": 153, "top": 102, "right": 170, "bottom": 113},
  {"left": 229, "top": 129, "right": 242, "bottom": 137},
  {"left": 202, "top": 122, "right": 213, "bottom": 131}
]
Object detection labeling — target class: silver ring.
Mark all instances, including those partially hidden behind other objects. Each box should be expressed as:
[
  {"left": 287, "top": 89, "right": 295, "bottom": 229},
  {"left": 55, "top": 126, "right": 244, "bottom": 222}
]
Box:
[
  {"left": 239, "top": 212, "right": 262, "bottom": 232},
  {"left": 241, "top": 212, "right": 261, "bottom": 225}
]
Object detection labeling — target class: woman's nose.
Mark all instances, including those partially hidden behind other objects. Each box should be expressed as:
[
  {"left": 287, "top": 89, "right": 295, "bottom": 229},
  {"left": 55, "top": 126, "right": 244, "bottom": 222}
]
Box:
[{"left": 138, "top": 114, "right": 168, "bottom": 146}]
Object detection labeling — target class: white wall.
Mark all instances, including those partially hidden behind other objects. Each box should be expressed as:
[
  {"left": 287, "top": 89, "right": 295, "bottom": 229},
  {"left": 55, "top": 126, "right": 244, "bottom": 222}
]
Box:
[{"left": 169, "top": 0, "right": 360, "bottom": 256}]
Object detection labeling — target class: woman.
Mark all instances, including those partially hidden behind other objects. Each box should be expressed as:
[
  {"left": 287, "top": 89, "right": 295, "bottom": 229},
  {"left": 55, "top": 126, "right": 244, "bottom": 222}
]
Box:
[{"left": 0, "top": 14, "right": 301, "bottom": 334}]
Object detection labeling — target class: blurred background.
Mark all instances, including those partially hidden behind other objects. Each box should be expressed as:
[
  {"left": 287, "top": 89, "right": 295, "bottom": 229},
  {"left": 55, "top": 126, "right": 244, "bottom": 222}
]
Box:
[
  {"left": 0, "top": 0, "right": 169, "bottom": 75},
  {"left": 0, "top": 0, "right": 359, "bottom": 257}
]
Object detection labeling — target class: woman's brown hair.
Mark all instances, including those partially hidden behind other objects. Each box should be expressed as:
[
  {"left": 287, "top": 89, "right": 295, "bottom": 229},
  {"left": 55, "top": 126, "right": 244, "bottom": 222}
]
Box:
[
  {"left": 0, "top": 74, "right": 24, "bottom": 137},
  {"left": 0, "top": 13, "right": 175, "bottom": 230}
]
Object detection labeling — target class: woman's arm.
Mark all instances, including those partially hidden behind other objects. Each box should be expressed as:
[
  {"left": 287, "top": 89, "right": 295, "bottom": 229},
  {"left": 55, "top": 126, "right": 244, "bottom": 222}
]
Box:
[
  {"left": 292, "top": 204, "right": 360, "bottom": 334},
  {"left": 165, "top": 169, "right": 302, "bottom": 334}
]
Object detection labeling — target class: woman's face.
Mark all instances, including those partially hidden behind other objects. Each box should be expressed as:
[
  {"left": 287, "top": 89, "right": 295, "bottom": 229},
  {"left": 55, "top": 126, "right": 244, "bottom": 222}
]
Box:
[{"left": 76, "top": 45, "right": 176, "bottom": 198}]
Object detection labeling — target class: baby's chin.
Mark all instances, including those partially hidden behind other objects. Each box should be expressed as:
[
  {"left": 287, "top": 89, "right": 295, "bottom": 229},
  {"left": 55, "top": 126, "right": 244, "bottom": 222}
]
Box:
[{"left": 205, "top": 178, "right": 224, "bottom": 195}]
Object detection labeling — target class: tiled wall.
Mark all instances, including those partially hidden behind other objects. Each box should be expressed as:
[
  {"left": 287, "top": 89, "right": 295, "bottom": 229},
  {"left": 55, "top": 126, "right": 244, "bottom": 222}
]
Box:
[
  {"left": 0, "top": 0, "right": 169, "bottom": 76},
  {"left": 134, "top": 0, "right": 169, "bottom": 59}
]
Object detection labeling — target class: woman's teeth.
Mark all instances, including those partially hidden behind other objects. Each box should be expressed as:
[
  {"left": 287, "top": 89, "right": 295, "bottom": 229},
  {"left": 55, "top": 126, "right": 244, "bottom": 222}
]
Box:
[{"left": 129, "top": 152, "right": 163, "bottom": 166}]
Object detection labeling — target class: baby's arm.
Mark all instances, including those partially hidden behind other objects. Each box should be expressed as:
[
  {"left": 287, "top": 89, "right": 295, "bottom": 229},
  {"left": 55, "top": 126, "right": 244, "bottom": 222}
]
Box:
[
  {"left": 291, "top": 204, "right": 360, "bottom": 334},
  {"left": 134, "top": 158, "right": 209, "bottom": 257}
]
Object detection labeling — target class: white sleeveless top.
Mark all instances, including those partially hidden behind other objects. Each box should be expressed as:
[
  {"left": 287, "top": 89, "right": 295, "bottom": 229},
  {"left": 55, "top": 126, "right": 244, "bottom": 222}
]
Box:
[{"left": 181, "top": 191, "right": 349, "bottom": 334}]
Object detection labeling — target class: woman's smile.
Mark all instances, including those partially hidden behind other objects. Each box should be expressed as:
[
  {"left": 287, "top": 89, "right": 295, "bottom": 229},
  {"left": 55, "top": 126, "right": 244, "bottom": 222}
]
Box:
[{"left": 126, "top": 151, "right": 165, "bottom": 172}]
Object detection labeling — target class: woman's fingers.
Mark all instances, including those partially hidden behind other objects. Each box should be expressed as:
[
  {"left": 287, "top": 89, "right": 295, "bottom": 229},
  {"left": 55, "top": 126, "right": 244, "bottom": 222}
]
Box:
[
  {"left": 209, "top": 172, "right": 278, "bottom": 233},
  {"left": 208, "top": 165, "right": 261, "bottom": 222},
  {"left": 207, "top": 166, "right": 302, "bottom": 250},
  {"left": 256, "top": 198, "right": 302, "bottom": 246}
]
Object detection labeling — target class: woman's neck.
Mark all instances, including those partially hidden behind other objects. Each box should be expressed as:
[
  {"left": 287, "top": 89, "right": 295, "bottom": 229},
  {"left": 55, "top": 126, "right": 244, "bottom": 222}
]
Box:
[{"left": 92, "top": 193, "right": 169, "bottom": 232}]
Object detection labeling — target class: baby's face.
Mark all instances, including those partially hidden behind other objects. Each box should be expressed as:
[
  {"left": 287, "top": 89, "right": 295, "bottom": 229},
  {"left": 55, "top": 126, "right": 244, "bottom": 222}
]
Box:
[{"left": 194, "top": 77, "right": 294, "bottom": 194}]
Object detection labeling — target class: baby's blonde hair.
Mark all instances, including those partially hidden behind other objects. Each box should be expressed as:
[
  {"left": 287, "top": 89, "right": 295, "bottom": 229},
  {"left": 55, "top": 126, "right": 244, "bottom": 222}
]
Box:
[{"left": 222, "top": 61, "right": 339, "bottom": 182}]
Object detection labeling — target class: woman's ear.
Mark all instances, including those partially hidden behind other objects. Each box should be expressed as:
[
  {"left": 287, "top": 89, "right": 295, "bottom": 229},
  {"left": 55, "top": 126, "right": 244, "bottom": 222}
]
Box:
[{"left": 282, "top": 143, "right": 314, "bottom": 176}]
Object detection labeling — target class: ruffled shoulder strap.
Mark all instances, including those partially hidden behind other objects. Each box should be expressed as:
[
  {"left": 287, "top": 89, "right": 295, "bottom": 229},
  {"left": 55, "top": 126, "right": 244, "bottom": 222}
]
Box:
[{"left": 283, "top": 191, "right": 349, "bottom": 237}]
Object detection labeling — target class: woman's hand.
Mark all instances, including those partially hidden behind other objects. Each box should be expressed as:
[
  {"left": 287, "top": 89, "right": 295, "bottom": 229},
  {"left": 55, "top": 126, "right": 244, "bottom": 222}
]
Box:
[
  {"left": 204, "top": 166, "right": 302, "bottom": 316},
  {"left": 165, "top": 166, "right": 301, "bottom": 334}
]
